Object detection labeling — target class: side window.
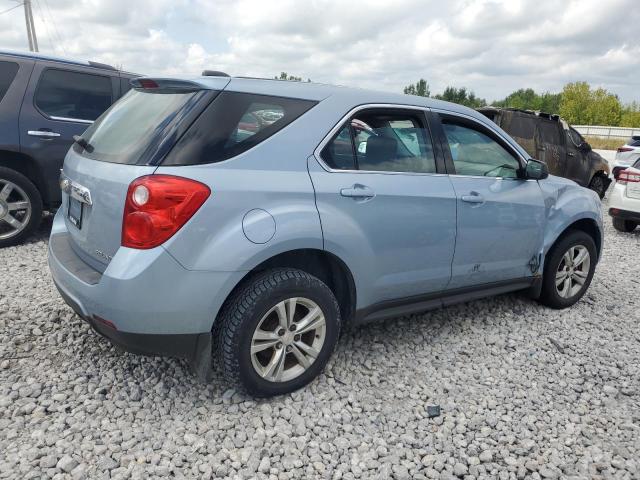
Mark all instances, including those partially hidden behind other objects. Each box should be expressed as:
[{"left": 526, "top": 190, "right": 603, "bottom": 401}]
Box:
[
  {"left": 120, "top": 77, "right": 132, "bottom": 97},
  {"left": 0, "top": 61, "right": 19, "bottom": 103},
  {"left": 321, "top": 124, "right": 356, "bottom": 170},
  {"left": 442, "top": 121, "right": 520, "bottom": 178},
  {"left": 322, "top": 110, "right": 436, "bottom": 173},
  {"left": 537, "top": 119, "right": 562, "bottom": 145},
  {"left": 35, "top": 69, "right": 112, "bottom": 121},
  {"left": 503, "top": 113, "right": 537, "bottom": 158},
  {"left": 568, "top": 128, "right": 584, "bottom": 147}
]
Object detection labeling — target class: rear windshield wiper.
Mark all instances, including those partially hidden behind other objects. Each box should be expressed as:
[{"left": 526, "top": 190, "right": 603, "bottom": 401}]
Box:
[{"left": 73, "top": 135, "right": 94, "bottom": 153}]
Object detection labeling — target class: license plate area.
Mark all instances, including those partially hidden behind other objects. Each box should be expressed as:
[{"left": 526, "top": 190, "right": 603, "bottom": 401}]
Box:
[
  {"left": 628, "top": 182, "right": 640, "bottom": 199},
  {"left": 68, "top": 196, "right": 83, "bottom": 229}
]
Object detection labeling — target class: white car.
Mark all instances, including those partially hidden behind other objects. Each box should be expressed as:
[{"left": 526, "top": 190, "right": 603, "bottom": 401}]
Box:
[
  {"left": 613, "top": 136, "right": 640, "bottom": 177},
  {"left": 609, "top": 160, "right": 640, "bottom": 232}
]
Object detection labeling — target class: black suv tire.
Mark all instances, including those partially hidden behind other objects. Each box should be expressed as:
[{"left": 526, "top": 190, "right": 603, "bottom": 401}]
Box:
[
  {"left": 612, "top": 218, "right": 637, "bottom": 233},
  {"left": 0, "top": 167, "right": 43, "bottom": 248},
  {"left": 216, "top": 268, "right": 341, "bottom": 397},
  {"left": 538, "top": 230, "right": 597, "bottom": 309},
  {"left": 588, "top": 174, "right": 608, "bottom": 199}
]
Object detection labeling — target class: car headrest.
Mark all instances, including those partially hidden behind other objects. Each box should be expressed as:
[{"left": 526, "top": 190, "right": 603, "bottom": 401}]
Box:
[{"left": 366, "top": 136, "right": 397, "bottom": 165}]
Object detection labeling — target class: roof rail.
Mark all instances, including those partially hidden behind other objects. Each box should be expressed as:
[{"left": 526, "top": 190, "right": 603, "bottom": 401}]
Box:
[{"left": 202, "top": 70, "right": 230, "bottom": 77}]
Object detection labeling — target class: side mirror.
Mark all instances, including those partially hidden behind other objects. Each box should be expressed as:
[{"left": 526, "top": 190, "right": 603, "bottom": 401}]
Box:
[{"left": 524, "top": 159, "right": 549, "bottom": 180}]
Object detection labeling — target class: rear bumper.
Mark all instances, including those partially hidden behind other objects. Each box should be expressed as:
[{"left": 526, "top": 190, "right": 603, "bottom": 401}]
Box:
[
  {"left": 47, "top": 209, "right": 244, "bottom": 359},
  {"left": 609, "top": 208, "right": 640, "bottom": 223},
  {"left": 608, "top": 183, "right": 640, "bottom": 221}
]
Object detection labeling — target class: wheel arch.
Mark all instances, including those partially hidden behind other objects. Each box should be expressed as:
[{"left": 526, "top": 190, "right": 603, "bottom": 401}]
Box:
[
  {"left": 215, "top": 248, "right": 357, "bottom": 329},
  {"left": 0, "top": 151, "right": 46, "bottom": 202},
  {"left": 547, "top": 217, "right": 602, "bottom": 262}
]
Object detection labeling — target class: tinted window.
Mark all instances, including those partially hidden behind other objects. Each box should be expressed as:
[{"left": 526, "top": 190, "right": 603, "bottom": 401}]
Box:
[
  {"left": 78, "top": 89, "right": 208, "bottom": 165},
  {"left": 322, "top": 124, "right": 356, "bottom": 170},
  {"left": 537, "top": 119, "right": 561, "bottom": 144},
  {"left": 163, "top": 92, "right": 317, "bottom": 165},
  {"left": 322, "top": 111, "right": 436, "bottom": 173},
  {"left": 634, "top": 158, "right": 640, "bottom": 169},
  {"left": 120, "top": 77, "right": 132, "bottom": 97},
  {"left": 35, "top": 69, "right": 112, "bottom": 121},
  {"left": 506, "top": 113, "right": 536, "bottom": 141},
  {"left": 443, "top": 121, "right": 520, "bottom": 178},
  {"left": 628, "top": 137, "right": 640, "bottom": 147},
  {"left": 0, "top": 61, "right": 19, "bottom": 103}
]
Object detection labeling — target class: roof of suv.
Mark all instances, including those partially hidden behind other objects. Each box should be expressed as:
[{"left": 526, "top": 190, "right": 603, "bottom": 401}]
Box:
[
  {"left": 478, "top": 106, "right": 560, "bottom": 122},
  {"left": 0, "top": 49, "right": 137, "bottom": 75}
]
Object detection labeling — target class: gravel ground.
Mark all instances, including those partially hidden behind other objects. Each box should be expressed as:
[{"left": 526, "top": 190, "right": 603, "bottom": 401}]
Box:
[{"left": 1, "top": 210, "right": 639, "bottom": 480}]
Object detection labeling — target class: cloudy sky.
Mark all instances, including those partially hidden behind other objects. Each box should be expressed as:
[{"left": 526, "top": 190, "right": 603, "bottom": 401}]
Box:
[{"left": 1, "top": 0, "right": 639, "bottom": 103}]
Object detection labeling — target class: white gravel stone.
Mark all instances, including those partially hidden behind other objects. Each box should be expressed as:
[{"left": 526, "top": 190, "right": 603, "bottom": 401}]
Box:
[{"left": 1, "top": 206, "right": 639, "bottom": 479}]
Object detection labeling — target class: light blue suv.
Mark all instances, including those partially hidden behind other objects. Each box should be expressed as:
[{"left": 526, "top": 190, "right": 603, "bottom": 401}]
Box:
[{"left": 48, "top": 75, "right": 603, "bottom": 397}]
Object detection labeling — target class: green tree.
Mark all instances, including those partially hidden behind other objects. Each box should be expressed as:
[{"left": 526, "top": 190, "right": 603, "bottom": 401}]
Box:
[
  {"left": 559, "top": 82, "right": 622, "bottom": 125},
  {"left": 493, "top": 88, "right": 562, "bottom": 114},
  {"left": 403, "top": 78, "right": 430, "bottom": 97},
  {"left": 620, "top": 102, "right": 640, "bottom": 128},
  {"left": 275, "top": 72, "right": 310, "bottom": 82},
  {"left": 434, "top": 86, "right": 486, "bottom": 108}
]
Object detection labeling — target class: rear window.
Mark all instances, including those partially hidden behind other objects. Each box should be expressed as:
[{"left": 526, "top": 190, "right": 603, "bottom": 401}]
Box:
[
  {"left": 537, "top": 119, "right": 561, "bottom": 144},
  {"left": 0, "top": 61, "right": 19, "bottom": 103},
  {"left": 162, "top": 92, "right": 317, "bottom": 166},
  {"left": 35, "top": 69, "right": 112, "bottom": 121},
  {"left": 629, "top": 137, "right": 640, "bottom": 147},
  {"left": 76, "top": 89, "right": 211, "bottom": 165}
]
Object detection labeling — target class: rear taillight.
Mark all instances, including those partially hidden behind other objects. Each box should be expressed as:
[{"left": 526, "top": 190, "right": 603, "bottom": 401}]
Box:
[
  {"left": 617, "top": 147, "right": 634, "bottom": 153},
  {"left": 616, "top": 169, "right": 640, "bottom": 185},
  {"left": 122, "top": 175, "right": 210, "bottom": 249}
]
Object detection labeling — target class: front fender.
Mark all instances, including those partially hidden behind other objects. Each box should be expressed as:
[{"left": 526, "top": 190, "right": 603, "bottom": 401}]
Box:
[{"left": 539, "top": 177, "right": 604, "bottom": 263}]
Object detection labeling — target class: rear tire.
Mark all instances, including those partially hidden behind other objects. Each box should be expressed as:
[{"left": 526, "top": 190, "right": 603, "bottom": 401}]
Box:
[
  {"left": 216, "top": 268, "right": 341, "bottom": 397},
  {"left": 612, "top": 217, "right": 637, "bottom": 233},
  {"left": 0, "top": 167, "right": 43, "bottom": 248},
  {"left": 588, "top": 174, "right": 607, "bottom": 199},
  {"left": 538, "top": 230, "right": 597, "bottom": 309}
]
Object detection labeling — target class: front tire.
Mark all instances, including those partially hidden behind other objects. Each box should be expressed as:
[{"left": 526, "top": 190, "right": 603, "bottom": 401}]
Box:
[
  {"left": 612, "top": 218, "right": 637, "bottom": 233},
  {"left": 538, "top": 230, "right": 597, "bottom": 309},
  {"left": 0, "top": 167, "right": 43, "bottom": 248},
  {"left": 216, "top": 268, "right": 341, "bottom": 397}
]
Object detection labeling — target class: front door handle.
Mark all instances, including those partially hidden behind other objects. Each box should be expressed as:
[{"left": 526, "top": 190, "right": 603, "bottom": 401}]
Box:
[
  {"left": 461, "top": 193, "right": 485, "bottom": 204},
  {"left": 340, "top": 184, "right": 375, "bottom": 199},
  {"left": 28, "top": 130, "right": 61, "bottom": 138}
]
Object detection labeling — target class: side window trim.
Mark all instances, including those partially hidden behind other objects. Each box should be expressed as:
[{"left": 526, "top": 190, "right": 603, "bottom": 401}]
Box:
[
  {"left": 429, "top": 110, "right": 526, "bottom": 178},
  {"left": 33, "top": 67, "right": 113, "bottom": 124},
  {"left": 315, "top": 104, "right": 447, "bottom": 175}
]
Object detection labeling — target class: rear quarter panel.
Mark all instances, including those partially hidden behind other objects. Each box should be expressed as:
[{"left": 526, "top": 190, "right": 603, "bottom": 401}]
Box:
[{"left": 0, "top": 56, "right": 34, "bottom": 152}]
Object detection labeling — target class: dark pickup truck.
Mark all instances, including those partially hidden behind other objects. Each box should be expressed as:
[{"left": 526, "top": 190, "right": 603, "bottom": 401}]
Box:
[
  {"left": 479, "top": 108, "right": 611, "bottom": 199},
  {"left": 0, "top": 51, "right": 137, "bottom": 247}
]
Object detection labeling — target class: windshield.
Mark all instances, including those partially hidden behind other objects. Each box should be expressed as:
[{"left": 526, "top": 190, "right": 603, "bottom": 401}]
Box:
[{"left": 76, "top": 89, "right": 211, "bottom": 165}]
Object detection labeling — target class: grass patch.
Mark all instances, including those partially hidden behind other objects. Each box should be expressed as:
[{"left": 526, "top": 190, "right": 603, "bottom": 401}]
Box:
[{"left": 585, "top": 136, "right": 626, "bottom": 150}]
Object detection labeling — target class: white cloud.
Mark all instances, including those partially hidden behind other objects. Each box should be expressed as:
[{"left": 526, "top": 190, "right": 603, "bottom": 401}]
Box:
[{"left": 0, "top": 0, "right": 638, "bottom": 102}]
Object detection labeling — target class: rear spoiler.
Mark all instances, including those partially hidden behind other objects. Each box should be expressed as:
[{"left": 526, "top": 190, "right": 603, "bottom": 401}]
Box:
[{"left": 130, "top": 77, "right": 207, "bottom": 92}]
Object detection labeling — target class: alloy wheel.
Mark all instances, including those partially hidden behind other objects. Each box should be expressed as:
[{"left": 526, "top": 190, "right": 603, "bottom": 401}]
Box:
[
  {"left": 555, "top": 245, "right": 591, "bottom": 298},
  {"left": 250, "top": 297, "right": 326, "bottom": 383},
  {"left": 0, "top": 179, "right": 32, "bottom": 240}
]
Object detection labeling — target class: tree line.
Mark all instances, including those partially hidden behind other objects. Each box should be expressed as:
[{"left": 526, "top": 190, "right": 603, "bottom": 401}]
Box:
[
  {"left": 403, "top": 78, "right": 640, "bottom": 128},
  {"left": 275, "top": 73, "right": 640, "bottom": 127}
]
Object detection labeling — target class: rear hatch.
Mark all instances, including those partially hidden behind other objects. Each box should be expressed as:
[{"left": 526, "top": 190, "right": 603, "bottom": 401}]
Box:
[{"left": 60, "top": 78, "right": 227, "bottom": 270}]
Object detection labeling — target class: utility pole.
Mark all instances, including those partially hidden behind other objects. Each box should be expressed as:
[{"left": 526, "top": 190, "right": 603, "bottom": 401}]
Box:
[{"left": 22, "top": 0, "right": 38, "bottom": 52}]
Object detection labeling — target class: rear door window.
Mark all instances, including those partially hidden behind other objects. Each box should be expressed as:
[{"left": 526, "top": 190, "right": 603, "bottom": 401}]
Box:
[
  {"left": 162, "top": 92, "right": 317, "bottom": 165},
  {"left": 321, "top": 110, "right": 436, "bottom": 173},
  {"left": 0, "top": 61, "right": 19, "bottom": 103},
  {"left": 35, "top": 69, "right": 112, "bottom": 122}
]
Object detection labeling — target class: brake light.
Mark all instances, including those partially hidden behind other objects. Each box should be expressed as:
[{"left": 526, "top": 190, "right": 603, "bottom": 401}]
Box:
[
  {"left": 617, "top": 147, "right": 634, "bottom": 153},
  {"left": 137, "top": 79, "right": 159, "bottom": 89},
  {"left": 616, "top": 169, "right": 640, "bottom": 185},
  {"left": 122, "top": 175, "right": 210, "bottom": 249}
]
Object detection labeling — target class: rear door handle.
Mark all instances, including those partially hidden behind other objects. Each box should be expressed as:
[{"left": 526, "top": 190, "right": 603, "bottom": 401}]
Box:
[
  {"left": 28, "top": 130, "right": 61, "bottom": 138},
  {"left": 461, "top": 193, "right": 485, "bottom": 204},
  {"left": 340, "top": 184, "right": 375, "bottom": 199}
]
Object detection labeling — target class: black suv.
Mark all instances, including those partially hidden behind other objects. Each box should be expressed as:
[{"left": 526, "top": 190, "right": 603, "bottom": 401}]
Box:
[
  {"left": 0, "top": 51, "right": 137, "bottom": 247},
  {"left": 479, "top": 108, "right": 611, "bottom": 198}
]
